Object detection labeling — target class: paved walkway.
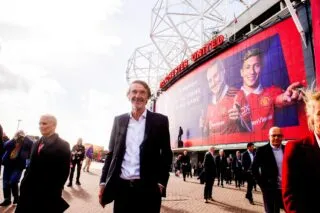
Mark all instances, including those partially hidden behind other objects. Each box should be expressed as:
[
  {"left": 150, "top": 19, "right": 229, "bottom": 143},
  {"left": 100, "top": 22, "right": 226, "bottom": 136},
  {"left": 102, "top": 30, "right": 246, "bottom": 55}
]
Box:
[{"left": 0, "top": 162, "right": 285, "bottom": 213}]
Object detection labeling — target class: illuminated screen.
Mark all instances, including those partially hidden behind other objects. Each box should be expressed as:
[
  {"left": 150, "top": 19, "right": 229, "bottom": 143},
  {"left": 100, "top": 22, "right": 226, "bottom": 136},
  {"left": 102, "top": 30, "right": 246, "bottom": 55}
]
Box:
[{"left": 156, "top": 18, "right": 310, "bottom": 148}]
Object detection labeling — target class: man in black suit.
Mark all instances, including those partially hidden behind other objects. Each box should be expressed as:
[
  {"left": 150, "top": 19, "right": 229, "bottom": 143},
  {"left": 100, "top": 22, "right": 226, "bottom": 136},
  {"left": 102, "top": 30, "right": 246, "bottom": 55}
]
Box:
[
  {"left": 15, "top": 114, "right": 71, "bottom": 213},
  {"left": 98, "top": 80, "right": 173, "bottom": 213},
  {"left": 242, "top": 142, "right": 255, "bottom": 205},
  {"left": 252, "top": 127, "right": 285, "bottom": 213},
  {"left": 232, "top": 150, "right": 243, "bottom": 189},
  {"left": 215, "top": 149, "right": 227, "bottom": 187},
  {"left": 203, "top": 146, "right": 216, "bottom": 203},
  {"left": 180, "top": 150, "right": 191, "bottom": 181}
]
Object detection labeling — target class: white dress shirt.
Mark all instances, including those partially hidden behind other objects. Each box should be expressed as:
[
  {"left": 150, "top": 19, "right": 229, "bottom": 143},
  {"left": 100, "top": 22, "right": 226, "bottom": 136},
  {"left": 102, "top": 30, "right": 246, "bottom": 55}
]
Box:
[
  {"left": 270, "top": 144, "right": 284, "bottom": 188},
  {"left": 120, "top": 109, "right": 147, "bottom": 180},
  {"left": 314, "top": 131, "right": 320, "bottom": 148}
]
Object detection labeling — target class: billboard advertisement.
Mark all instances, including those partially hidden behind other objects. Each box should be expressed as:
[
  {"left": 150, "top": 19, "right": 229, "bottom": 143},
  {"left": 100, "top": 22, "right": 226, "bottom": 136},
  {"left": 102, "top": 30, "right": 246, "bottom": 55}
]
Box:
[{"left": 156, "top": 17, "right": 310, "bottom": 148}]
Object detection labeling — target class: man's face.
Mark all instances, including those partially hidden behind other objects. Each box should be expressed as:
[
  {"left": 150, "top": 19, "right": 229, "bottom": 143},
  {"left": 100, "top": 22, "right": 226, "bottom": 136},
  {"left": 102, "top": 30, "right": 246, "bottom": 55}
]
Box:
[
  {"left": 183, "top": 151, "right": 187, "bottom": 156},
  {"left": 269, "top": 127, "right": 283, "bottom": 148},
  {"left": 241, "top": 55, "right": 262, "bottom": 89},
  {"left": 207, "top": 63, "right": 223, "bottom": 95},
  {"left": 313, "top": 101, "right": 320, "bottom": 134},
  {"left": 248, "top": 145, "right": 254, "bottom": 152},
  {"left": 39, "top": 116, "right": 56, "bottom": 137},
  {"left": 127, "top": 83, "right": 148, "bottom": 111}
]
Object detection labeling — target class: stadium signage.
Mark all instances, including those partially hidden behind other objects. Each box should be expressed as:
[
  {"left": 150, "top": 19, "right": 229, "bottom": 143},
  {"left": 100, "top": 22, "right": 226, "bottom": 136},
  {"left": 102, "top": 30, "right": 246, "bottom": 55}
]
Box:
[{"left": 160, "top": 35, "right": 225, "bottom": 89}]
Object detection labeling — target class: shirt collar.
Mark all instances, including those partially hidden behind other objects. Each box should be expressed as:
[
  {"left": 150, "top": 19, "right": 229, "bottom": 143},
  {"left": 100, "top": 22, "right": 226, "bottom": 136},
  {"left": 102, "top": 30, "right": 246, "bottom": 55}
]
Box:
[
  {"left": 241, "top": 84, "right": 263, "bottom": 96},
  {"left": 270, "top": 143, "right": 282, "bottom": 150},
  {"left": 129, "top": 109, "right": 147, "bottom": 120}
]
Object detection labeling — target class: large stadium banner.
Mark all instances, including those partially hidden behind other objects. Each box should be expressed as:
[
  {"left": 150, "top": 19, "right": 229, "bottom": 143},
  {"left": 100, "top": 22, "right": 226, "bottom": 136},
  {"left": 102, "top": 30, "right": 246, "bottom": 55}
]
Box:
[{"left": 156, "top": 17, "right": 310, "bottom": 148}]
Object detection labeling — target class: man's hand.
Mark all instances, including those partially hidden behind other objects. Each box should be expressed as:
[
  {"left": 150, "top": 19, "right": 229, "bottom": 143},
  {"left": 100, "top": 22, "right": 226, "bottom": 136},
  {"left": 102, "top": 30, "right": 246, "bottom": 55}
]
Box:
[
  {"left": 98, "top": 185, "right": 106, "bottom": 208},
  {"left": 228, "top": 105, "right": 241, "bottom": 120},
  {"left": 282, "top": 82, "right": 304, "bottom": 103}
]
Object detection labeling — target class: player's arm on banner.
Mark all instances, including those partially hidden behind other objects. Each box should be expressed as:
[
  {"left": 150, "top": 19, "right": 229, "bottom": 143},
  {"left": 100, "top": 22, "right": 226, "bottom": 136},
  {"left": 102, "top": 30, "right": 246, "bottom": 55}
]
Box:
[{"left": 275, "top": 82, "right": 304, "bottom": 107}]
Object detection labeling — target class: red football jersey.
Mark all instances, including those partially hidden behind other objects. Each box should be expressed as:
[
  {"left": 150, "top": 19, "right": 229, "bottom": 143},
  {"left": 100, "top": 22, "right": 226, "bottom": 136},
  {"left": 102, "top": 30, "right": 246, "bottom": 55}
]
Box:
[
  {"left": 205, "top": 87, "right": 248, "bottom": 134},
  {"left": 237, "top": 86, "right": 283, "bottom": 131}
]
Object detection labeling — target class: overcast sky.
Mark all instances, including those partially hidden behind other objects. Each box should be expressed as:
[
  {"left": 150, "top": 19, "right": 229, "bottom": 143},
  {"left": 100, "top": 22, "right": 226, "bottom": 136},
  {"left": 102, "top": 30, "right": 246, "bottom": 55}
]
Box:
[{"left": 0, "top": 0, "right": 156, "bottom": 148}]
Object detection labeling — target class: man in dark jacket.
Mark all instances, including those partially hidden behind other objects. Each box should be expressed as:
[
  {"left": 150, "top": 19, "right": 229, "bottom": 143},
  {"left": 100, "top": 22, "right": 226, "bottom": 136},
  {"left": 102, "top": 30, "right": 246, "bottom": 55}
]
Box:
[
  {"left": 0, "top": 130, "right": 33, "bottom": 206},
  {"left": 242, "top": 142, "right": 256, "bottom": 205},
  {"left": 67, "top": 138, "right": 85, "bottom": 187},
  {"left": 203, "top": 146, "right": 216, "bottom": 203},
  {"left": 253, "top": 127, "right": 285, "bottom": 213},
  {"left": 0, "top": 124, "right": 4, "bottom": 176},
  {"left": 215, "top": 149, "right": 227, "bottom": 187},
  {"left": 15, "top": 114, "right": 71, "bottom": 213},
  {"left": 180, "top": 150, "right": 191, "bottom": 181}
]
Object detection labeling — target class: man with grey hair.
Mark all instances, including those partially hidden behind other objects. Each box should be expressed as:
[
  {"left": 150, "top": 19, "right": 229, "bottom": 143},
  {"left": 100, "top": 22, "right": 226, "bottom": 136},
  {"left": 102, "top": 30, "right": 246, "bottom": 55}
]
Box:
[
  {"left": 252, "top": 126, "right": 285, "bottom": 213},
  {"left": 15, "top": 114, "right": 71, "bottom": 213},
  {"left": 200, "top": 59, "right": 250, "bottom": 136}
]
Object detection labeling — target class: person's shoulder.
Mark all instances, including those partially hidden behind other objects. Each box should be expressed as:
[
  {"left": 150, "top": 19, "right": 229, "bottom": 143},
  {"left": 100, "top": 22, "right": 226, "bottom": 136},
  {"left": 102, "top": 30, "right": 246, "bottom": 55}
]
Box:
[
  {"left": 115, "top": 113, "right": 130, "bottom": 119},
  {"left": 148, "top": 111, "right": 168, "bottom": 120},
  {"left": 57, "top": 136, "right": 70, "bottom": 150}
]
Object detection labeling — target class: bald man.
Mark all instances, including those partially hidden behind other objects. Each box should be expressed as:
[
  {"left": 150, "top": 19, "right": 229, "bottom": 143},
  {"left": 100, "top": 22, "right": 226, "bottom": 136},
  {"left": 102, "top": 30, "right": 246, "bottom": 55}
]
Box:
[
  {"left": 16, "top": 114, "right": 71, "bottom": 213},
  {"left": 252, "top": 127, "right": 285, "bottom": 213}
]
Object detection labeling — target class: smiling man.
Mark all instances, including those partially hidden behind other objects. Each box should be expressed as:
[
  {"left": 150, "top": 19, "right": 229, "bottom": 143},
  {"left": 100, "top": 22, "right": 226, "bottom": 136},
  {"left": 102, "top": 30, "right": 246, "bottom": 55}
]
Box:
[
  {"left": 228, "top": 49, "right": 303, "bottom": 132},
  {"left": 15, "top": 114, "right": 71, "bottom": 213},
  {"left": 99, "top": 80, "right": 172, "bottom": 213}
]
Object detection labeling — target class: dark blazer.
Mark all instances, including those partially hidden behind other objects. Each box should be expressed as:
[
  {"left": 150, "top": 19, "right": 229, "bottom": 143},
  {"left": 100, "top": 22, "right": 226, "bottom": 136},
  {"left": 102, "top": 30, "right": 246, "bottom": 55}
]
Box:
[
  {"left": 232, "top": 156, "right": 242, "bottom": 172},
  {"left": 242, "top": 150, "right": 255, "bottom": 172},
  {"left": 15, "top": 133, "right": 71, "bottom": 213},
  {"left": 100, "top": 110, "right": 173, "bottom": 205},
  {"left": 252, "top": 143, "right": 284, "bottom": 191},
  {"left": 203, "top": 152, "right": 216, "bottom": 181},
  {"left": 215, "top": 155, "right": 227, "bottom": 173},
  {"left": 282, "top": 132, "right": 320, "bottom": 213}
]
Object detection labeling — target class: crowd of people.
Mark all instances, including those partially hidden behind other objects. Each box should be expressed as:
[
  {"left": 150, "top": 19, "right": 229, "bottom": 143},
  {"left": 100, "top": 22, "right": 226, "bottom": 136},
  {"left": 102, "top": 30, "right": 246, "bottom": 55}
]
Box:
[{"left": 0, "top": 79, "right": 319, "bottom": 213}]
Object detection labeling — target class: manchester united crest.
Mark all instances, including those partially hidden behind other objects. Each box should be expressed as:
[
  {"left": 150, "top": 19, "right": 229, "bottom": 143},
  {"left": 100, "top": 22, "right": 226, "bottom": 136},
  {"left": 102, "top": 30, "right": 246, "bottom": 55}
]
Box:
[{"left": 260, "top": 96, "right": 271, "bottom": 107}]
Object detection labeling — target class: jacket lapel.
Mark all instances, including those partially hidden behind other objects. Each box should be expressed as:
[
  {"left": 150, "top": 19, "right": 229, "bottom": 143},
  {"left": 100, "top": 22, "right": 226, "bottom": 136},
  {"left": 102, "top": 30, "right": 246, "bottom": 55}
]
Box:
[
  {"left": 116, "top": 114, "right": 130, "bottom": 154},
  {"left": 140, "top": 110, "right": 152, "bottom": 149}
]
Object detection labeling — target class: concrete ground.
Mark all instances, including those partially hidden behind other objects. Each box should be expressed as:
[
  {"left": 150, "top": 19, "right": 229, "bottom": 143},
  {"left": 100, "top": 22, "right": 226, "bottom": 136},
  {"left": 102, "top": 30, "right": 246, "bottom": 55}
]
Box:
[{"left": 0, "top": 162, "right": 285, "bottom": 213}]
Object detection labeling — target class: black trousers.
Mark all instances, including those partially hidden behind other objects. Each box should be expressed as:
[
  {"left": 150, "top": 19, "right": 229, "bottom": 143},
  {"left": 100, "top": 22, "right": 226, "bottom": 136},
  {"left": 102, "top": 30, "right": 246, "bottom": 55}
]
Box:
[
  {"left": 261, "top": 188, "right": 283, "bottom": 213},
  {"left": 217, "top": 170, "right": 224, "bottom": 186},
  {"left": 234, "top": 170, "right": 242, "bottom": 187},
  {"left": 204, "top": 177, "right": 215, "bottom": 199},
  {"left": 245, "top": 172, "right": 254, "bottom": 200},
  {"left": 113, "top": 179, "right": 162, "bottom": 213},
  {"left": 69, "top": 160, "right": 82, "bottom": 182}
]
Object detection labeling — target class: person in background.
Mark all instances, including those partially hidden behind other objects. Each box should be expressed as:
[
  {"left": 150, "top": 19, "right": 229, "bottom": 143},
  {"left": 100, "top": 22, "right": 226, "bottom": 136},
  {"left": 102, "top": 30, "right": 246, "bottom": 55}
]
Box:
[
  {"left": 215, "top": 149, "right": 227, "bottom": 187},
  {"left": 0, "top": 130, "right": 33, "bottom": 206},
  {"left": 232, "top": 151, "right": 243, "bottom": 189},
  {"left": 180, "top": 150, "right": 191, "bottom": 181},
  {"left": 67, "top": 138, "right": 86, "bottom": 187},
  {"left": 83, "top": 145, "right": 93, "bottom": 172},
  {"left": 282, "top": 90, "right": 320, "bottom": 213},
  {"left": 15, "top": 114, "right": 71, "bottom": 213},
  {"left": 242, "top": 142, "right": 255, "bottom": 205},
  {"left": 0, "top": 124, "right": 4, "bottom": 176},
  {"left": 253, "top": 126, "right": 285, "bottom": 213},
  {"left": 203, "top": 146, "right": 216, "bottom": 203}
]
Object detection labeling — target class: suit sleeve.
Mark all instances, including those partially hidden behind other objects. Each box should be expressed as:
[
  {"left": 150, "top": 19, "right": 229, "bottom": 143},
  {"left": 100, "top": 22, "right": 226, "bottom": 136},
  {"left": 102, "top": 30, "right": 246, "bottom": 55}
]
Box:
[
  {"left": 100, "top": 117, "right": 117, "bottom": 184},
  {"left": 252, "top": 148, "right": 262, "bottom": 187},
  {"left": 158, "top": 116, "right": 173, "bottom": 187},
  {"left": 282, "top": 141, "right": 304, "bottom": 213},
  {"left": 60, "top": 142, "right": 71, "bottom": 188}
]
